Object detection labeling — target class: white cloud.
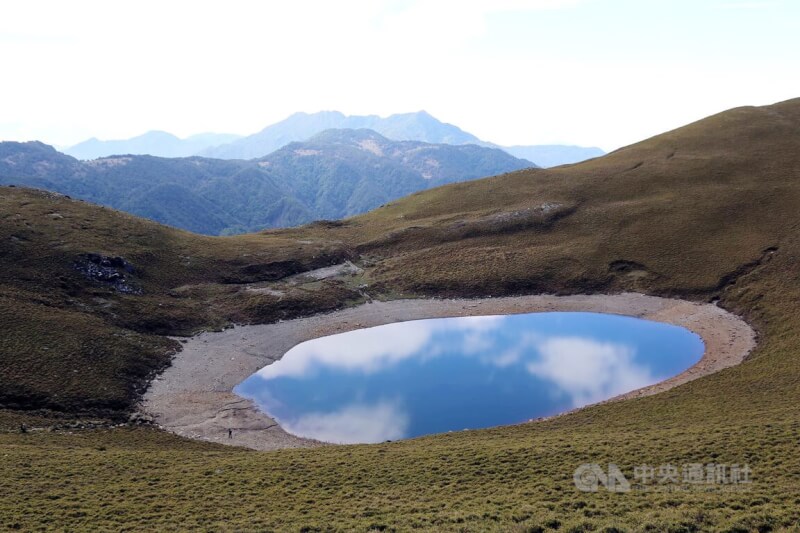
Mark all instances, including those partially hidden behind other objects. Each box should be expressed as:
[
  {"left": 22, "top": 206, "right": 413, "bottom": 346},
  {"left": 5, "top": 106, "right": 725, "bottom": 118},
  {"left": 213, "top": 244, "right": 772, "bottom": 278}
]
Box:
[
  {"left": 281, "top": 401, "right": 409, "bottom": 444},
  {"left": 526, "top": 337, "right": 657, "bottom": 407},
  {"left": 259, "top": 321, "right": 434, "bottom": 378},
  {"left": 489, "top": 347, "right": 522, "bottom": 368},
  {"left": 259, "top": 315, "right": 505, "bottom": 379},
  {"left": 461, "top": 330, "right": 495, "bottom": 355}
]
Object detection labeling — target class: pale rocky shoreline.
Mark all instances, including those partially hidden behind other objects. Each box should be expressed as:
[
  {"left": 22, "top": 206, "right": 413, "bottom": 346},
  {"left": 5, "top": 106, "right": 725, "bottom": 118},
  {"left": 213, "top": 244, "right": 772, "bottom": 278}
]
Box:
[{"left": 142, "top": 293, "right": 756, "bottom": 451}]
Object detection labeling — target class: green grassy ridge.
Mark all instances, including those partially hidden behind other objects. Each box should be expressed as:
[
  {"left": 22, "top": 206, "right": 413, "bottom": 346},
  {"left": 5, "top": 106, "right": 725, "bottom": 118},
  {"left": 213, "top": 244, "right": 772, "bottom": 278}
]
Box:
[{"left": 2, "top": 98, "right": 800, "bottom": 529}]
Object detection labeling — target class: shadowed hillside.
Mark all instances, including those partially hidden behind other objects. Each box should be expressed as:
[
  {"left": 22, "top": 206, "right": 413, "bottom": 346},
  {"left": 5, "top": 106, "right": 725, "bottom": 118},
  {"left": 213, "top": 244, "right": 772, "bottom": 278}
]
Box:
[
  {"left": 2, "top": 98, "right": 800, "bottom": 531},
  {"left": 0, "top": 190, "right": 361, "bottom": 415}
]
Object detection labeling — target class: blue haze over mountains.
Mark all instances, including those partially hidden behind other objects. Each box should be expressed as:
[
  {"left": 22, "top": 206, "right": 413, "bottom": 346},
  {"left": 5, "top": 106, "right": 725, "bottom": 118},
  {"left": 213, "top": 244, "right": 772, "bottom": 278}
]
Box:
[
  {"left": 1, "top": 129, "right": 533, "bottom": 235},
  {"left": 0, "top": 111, "right": 604, "bottom": 235},
  {"left": 65, "top": 131, "right": 242, "bottom": 160},
  {"left": 64, "top": 111, "right": 604, "bottom": 167}
]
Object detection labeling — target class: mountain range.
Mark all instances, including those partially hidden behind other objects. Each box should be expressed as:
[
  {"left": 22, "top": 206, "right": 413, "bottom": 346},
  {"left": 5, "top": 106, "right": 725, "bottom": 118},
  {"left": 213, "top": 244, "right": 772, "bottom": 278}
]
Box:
[
  {"left": 64, "top": 131, "right": 241, "bottom": 160},
  {"left": 0, "top": 129, "right": 533, "bottom": 235},
  {"left": 64, "top": 111, "right": 604, "bottom": 167},
  {"left": 200, "top": 110, "right": 488, "bottom": 159}
]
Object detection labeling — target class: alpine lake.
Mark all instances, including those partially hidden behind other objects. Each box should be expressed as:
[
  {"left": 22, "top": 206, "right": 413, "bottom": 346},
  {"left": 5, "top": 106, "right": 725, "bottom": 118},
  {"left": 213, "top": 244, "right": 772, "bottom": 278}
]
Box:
[{"left": 235, "top": 312, "right": 704, "bottom": 444}]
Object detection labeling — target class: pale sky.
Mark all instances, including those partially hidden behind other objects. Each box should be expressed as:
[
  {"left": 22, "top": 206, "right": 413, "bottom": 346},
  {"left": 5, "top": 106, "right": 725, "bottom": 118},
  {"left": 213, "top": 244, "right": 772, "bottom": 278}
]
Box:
[{"left": 1, "top": 0, "right": 798, "bottom": 151}]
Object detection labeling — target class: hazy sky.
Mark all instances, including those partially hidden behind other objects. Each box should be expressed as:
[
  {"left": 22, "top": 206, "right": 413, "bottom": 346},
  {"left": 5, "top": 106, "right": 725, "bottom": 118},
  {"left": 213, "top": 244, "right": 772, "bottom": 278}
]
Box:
[{"left": 1, "top": 0, "right": 798, "bottom": 151}]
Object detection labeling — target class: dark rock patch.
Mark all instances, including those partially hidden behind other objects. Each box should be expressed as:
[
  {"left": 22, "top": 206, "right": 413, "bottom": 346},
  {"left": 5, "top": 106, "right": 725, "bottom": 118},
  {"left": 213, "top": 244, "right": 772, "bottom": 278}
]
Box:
[
  {"left": 609, "top": 260, "right": 648, "bottom": 273},
  {"left": 74, "top": 253, "right": 142, "bottom": 294}
]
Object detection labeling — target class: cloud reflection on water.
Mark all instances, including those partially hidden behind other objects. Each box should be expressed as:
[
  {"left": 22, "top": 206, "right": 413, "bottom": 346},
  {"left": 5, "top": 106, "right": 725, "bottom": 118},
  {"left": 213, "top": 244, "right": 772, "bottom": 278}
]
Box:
[
  {"left": 258, "top": 315, "right": 505, "bottom": 379},
  {"left": 264, "top": 330, "right": 655, "bottom": 442},
  {"left": 281, "top": 401, "right": 409, "bottom": 444},
  {"left": 526, "top": 336, "right": 656, "bottom": 406},
  {"left": 239, "top": 313, "right": 700, "bottom": 443}
]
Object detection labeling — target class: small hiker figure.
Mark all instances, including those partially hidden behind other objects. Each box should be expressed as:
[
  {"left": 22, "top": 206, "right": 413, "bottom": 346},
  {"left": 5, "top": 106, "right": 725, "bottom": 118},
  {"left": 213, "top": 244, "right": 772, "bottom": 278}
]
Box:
[
  {"left": 228, "top": 428, "right": 233, "bottom": 439},
  {"left": 19, "top": 423, "right": 27, "bottom": 434}
]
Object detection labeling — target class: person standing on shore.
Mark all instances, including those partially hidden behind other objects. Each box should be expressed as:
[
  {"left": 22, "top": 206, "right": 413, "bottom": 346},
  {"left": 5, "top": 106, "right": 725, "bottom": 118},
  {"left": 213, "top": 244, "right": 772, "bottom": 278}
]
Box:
[{"left": 228, "top": 428, "right": 233, "bottom": 439}]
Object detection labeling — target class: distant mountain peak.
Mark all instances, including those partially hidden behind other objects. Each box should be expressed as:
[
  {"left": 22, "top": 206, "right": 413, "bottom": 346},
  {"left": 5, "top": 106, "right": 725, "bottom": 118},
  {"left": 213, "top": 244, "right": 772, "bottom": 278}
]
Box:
[
  {"left": 61, "top": 111, "right": 605, "bottom": 167},
  {"left": 139, "top": 130, "right": 179, "bottom": 139},
  {"left": 277, "top": 110, "right": 348, "bottom": 128},
  {"left": 0, "top": 140, "right": 63, "bottom": 155},
  {"left": 203, "top": 110, "right": 486, "bottom": 160},
  {"left": 411, "top": 110, "right": 435, "bottom": 119},
  {"left": 64, "top": 131, "right": 241, "bottom": 160}
]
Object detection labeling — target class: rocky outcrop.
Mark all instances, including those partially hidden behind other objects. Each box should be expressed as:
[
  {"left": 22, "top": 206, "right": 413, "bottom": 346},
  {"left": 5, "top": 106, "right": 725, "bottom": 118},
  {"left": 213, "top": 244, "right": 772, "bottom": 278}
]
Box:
[{"left": 74, "top": 253, "right": 142, "bottom": 294}]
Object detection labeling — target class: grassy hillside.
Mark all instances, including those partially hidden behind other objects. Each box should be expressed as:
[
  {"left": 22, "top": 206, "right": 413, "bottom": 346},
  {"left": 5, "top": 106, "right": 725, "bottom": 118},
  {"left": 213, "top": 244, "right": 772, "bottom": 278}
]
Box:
[
  {"left": 2, "top": 98, "right": 800, "bottom": 531},
  {"left": 0, "top": 189, "right": 361, "bottom": 416},
  {"left": 321, "top": 100, "right": 799, "bottom": 300}
]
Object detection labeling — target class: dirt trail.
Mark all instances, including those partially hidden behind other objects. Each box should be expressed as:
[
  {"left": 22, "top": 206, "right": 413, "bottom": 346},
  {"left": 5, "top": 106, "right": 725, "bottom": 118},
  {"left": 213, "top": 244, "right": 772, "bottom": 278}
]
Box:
[{"left": 142, "top": 293, "right": 756, "bottom": 451}]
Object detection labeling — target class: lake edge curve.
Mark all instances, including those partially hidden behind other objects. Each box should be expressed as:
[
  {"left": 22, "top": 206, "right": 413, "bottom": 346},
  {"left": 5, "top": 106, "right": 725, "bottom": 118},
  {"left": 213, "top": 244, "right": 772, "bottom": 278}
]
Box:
[{"left": 142, "top": 293, "right": 756, "bottom": 451}]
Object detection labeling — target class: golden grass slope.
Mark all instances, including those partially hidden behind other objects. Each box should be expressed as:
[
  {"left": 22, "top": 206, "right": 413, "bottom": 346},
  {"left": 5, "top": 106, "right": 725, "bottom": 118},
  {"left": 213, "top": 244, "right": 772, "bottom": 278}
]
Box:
[
  {"left": 2, "top": 98, "right": 800, "bottom": 530},
  {"left": 305, "top": 99, "right": 800, "bottom": 300}
]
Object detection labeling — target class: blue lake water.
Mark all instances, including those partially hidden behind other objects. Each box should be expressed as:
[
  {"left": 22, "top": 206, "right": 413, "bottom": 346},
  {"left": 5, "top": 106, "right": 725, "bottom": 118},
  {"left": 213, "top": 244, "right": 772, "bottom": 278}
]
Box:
[{"left": 235, "top": 312, "right": 704, "bottom": 444}]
